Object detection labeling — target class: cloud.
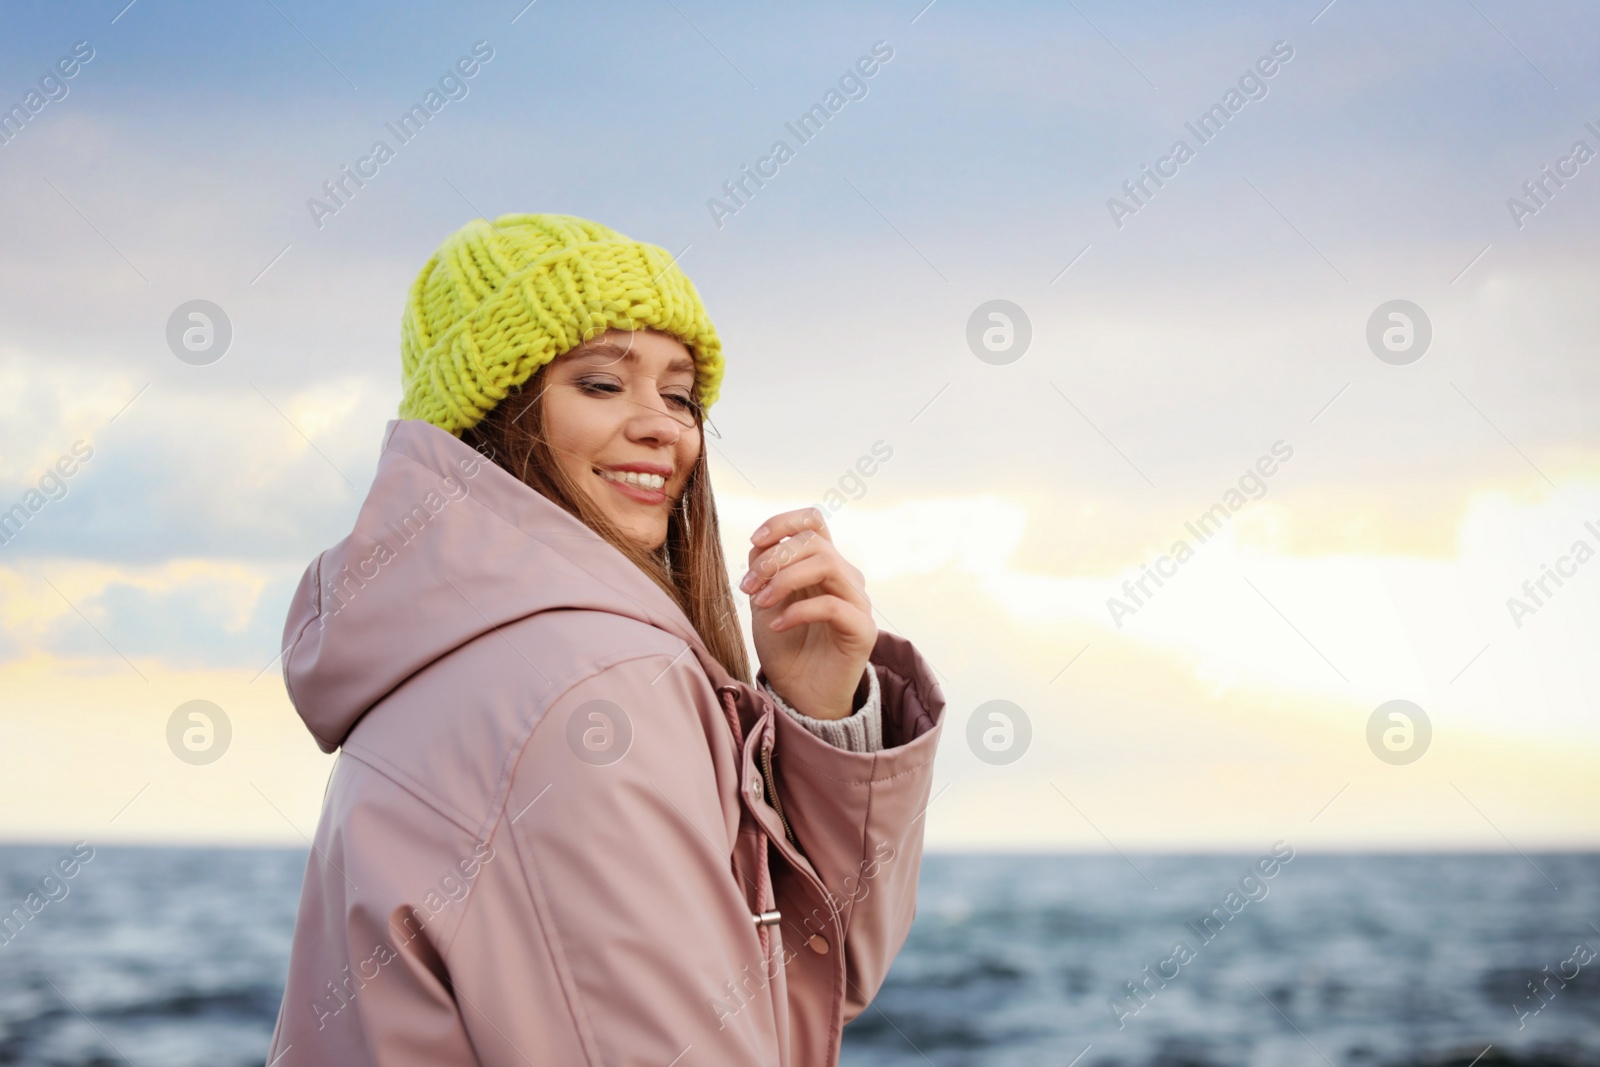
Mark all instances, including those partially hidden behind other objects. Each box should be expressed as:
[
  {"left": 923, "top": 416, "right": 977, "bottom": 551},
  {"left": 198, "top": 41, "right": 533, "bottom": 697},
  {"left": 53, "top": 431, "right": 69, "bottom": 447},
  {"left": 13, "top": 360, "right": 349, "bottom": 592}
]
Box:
[
  {"left": 720, "top": 477, "right": 1600, "bottom": 748},
  {"left": 0, "top": 345, "right": 385, "bottom": 564},
  {"left": 0, "top": 559, "right": 303, "bottom": 672}
]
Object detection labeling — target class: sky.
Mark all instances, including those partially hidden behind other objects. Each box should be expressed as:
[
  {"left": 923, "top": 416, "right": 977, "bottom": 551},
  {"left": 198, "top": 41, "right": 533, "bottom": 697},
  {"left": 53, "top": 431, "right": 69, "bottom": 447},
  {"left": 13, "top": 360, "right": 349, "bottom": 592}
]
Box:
[{"left": 0, "top": 0, "right": 1597, "bottom": 852}]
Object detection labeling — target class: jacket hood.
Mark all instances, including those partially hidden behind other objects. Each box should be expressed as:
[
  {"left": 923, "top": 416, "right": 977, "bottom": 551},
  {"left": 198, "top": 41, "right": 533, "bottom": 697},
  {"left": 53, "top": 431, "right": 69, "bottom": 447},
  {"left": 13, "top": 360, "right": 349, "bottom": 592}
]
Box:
[{"left": 280, "top": 418, "right": 718, "bottom": 753}]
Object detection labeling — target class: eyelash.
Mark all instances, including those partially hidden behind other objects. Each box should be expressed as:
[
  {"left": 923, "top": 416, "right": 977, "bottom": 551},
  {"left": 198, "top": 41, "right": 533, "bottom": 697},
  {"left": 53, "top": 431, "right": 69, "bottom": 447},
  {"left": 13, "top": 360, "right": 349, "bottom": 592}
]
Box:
[{"left": 576, "top": 378, "right": 699, "bottom": 413}]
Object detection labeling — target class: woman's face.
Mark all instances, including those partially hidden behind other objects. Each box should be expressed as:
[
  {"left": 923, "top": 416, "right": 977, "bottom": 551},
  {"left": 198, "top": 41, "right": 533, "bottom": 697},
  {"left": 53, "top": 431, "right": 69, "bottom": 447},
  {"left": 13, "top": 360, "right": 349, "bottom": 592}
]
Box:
[{"left": 538, "top": 328, "right": 703, "bottom": 552}]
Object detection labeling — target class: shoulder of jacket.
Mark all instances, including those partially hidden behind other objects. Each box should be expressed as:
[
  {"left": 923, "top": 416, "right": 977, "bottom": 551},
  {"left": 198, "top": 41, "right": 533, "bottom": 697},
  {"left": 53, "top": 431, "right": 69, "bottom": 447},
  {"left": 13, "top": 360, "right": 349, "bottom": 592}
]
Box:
[
  {"left": 530, "top": 634, "right": 714, "bottom": 726},
  {"left": 339, "top": 638, "right": 714, "bottom": 845},
  {"left": 507, "top": 605, "right": 686, "bottom": 661},
  {"left": 341, "top": 610, "right": 707, "bottom": 836},
  {"left": 497, "top": 609, "right": 707, "bottom": 698}
]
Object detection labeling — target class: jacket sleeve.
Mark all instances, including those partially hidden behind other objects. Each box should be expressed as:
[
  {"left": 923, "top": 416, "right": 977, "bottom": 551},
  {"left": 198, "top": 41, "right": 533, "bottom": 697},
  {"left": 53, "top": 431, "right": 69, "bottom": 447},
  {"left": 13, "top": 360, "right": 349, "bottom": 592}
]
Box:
[
  {"left": 444, "top": 651, "right": 787, "bottom": 1067},
  {"left": 263, "top": 753, "right": 499, "bottom": 1067},
  {"left": 766, "top": 630, "right": 945, "bottom": 1024}
]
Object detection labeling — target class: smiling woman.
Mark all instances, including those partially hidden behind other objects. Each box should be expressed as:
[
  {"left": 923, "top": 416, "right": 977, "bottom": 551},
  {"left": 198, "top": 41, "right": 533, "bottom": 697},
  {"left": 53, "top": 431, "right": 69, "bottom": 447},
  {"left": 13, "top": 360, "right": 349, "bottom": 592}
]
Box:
[
  {"left": 267, "top": 212, "right": 946, "bottom": 1066},
  {"left": 459, "top": 326, "right": 749, "bottom": 677}
]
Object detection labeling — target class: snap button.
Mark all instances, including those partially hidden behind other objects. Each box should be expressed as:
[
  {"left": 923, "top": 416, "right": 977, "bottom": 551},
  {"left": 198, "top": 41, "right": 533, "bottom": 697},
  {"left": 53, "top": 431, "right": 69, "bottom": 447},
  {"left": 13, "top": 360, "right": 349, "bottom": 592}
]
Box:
[
  {"left": 807, "top": 934, "right": 829, "bottom": 955},
  {"left": 752, "top": 909, "right": 781, "bottom": 927}
]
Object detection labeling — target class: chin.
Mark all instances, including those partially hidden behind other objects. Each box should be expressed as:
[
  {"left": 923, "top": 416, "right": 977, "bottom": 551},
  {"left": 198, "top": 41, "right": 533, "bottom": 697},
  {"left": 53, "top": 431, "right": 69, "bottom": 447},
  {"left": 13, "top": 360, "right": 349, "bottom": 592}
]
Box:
[{"left": 616, "top": 520, "right": 666, "bottom": 553}]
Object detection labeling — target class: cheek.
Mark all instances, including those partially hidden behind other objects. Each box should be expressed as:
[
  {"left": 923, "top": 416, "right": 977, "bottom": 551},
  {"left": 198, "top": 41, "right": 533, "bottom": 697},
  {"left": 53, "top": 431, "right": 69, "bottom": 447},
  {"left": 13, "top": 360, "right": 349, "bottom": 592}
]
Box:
[
  {"left": 676, "top": 434, "right": 701, "bottom": 487},
  {"left": 542, "top": 392, "right": 609, "bottom": 474}
]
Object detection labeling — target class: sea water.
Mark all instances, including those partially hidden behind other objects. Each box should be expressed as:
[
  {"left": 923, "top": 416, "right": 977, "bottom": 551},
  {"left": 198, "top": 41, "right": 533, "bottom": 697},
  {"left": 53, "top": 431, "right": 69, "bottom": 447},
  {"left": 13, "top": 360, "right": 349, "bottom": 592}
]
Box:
[{"left": 0, "top": 847, "right": 1595, "bottom": 1066}]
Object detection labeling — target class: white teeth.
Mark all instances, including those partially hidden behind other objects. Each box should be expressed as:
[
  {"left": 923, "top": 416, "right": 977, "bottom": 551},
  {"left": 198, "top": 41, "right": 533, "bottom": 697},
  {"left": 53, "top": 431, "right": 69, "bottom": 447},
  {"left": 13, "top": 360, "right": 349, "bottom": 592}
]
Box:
[{"left": 599, "top": 469, "right": 666, "bottom": 491}]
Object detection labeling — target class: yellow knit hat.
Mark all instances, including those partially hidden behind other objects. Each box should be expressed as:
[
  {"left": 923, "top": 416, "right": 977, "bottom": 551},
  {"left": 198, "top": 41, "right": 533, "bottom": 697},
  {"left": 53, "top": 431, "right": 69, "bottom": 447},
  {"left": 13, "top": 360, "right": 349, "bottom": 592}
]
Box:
[{"left": 398, "top": 212, "right": 725, "bottom": 436}]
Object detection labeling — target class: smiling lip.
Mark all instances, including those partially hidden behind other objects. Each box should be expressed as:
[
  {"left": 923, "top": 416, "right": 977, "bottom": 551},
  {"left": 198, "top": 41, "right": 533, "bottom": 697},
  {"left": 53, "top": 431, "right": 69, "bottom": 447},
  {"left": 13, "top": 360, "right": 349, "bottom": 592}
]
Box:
[{"left": 594, "top": 463, "right": 672, "bottom": 505}]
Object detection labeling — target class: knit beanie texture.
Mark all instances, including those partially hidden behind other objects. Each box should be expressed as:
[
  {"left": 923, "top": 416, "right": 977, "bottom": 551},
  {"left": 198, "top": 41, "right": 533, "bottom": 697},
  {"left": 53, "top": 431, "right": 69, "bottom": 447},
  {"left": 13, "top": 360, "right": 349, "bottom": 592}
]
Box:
[{"left": 398, "top": 212, "right": 725, "bottom": 436}]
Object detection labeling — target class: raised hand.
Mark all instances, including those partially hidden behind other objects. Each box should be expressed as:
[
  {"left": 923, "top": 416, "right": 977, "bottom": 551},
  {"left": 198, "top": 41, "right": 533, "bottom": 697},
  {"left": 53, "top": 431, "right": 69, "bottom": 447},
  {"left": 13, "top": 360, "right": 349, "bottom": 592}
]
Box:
[{"left": 740, "top": 508, "right": 876, "bottom": 720}]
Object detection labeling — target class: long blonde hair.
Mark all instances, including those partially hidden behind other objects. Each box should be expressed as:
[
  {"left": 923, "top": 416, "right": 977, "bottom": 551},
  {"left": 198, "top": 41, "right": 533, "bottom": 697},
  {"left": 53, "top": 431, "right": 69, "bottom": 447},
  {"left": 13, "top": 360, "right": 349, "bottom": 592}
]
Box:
[{"left": 460, "top": 366, "right": 752, "bottom": 684}]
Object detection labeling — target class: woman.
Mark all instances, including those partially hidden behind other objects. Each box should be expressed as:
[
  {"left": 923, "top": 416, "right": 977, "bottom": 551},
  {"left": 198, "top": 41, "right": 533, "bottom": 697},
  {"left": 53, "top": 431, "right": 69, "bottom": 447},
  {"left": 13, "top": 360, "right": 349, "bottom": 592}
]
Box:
[{"left": 267, "top": 213, "right": 945, "bottom": 1066}]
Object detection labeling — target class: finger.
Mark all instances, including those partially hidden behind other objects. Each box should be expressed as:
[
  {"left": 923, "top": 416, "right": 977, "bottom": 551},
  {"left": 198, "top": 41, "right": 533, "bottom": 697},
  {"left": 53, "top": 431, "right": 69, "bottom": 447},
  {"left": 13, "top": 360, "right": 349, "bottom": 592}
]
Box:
[
  {"left": 767, "top": 594, "right": 876, "bottom": 643},
  {"left": 743, "top": 527, "right": 836, "bottom": 586},
  {"left": 744, "top": 533, "right": 865, "bottom": 598},
  {"left": 750, "top": 554, "right": 869, "bottom": 612},
  {"left": 750, "top": 507, "right": 833, "bottom": 550},
  {"left": 746, "top": 526, "right": 818, "bottom": 576}
]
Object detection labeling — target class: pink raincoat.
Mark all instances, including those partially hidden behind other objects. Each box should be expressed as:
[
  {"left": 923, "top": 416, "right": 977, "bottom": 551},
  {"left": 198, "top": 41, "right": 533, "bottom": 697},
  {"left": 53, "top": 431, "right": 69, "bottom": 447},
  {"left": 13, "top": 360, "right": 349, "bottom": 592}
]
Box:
[{"left": 266, "top": 418, "right": 946, "bottom": 1065}]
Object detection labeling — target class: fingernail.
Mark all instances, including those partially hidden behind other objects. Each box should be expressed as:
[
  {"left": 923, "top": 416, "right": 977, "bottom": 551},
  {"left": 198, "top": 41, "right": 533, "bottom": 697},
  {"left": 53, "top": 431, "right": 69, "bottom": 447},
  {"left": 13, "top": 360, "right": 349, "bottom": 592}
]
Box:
[
  {"left": 739, "top": 572, "right": 756, "bottom": 593},
  {"left": 752, "top": 525, "right": 769, "bottom": 541},
  {"left": 754, "top": 587, "right": 776, "bottom": 606}
]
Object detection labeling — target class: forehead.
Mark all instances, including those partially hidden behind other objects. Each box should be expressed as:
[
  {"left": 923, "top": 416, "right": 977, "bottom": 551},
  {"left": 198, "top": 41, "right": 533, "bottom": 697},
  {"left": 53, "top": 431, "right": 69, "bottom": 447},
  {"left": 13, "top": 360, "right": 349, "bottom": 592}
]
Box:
[{"left": 564, "top": 330, "right": 695, "bottom": 376}]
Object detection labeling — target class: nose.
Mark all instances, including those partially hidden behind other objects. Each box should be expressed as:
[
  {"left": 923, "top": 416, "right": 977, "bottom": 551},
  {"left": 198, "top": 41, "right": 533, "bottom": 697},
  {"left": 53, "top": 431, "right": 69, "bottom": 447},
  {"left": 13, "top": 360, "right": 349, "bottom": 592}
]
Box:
[{"left": 623, "top": 392, "right": 684, "bottom": 446}]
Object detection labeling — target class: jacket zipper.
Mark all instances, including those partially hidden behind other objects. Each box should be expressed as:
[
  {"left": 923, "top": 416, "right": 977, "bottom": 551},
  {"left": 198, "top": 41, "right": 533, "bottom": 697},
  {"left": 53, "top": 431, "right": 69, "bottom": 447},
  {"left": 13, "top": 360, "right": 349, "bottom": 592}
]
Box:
[{"left": 759, "top": 742, "right": 797, "bottom": 848}]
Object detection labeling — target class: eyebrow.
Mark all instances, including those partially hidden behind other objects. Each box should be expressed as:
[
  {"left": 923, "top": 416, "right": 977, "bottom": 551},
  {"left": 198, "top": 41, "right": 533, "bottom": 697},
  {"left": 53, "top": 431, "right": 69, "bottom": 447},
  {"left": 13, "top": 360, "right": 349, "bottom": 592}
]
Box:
[{"left": 570, "top": 340, "right": 695, "bottom": 376}]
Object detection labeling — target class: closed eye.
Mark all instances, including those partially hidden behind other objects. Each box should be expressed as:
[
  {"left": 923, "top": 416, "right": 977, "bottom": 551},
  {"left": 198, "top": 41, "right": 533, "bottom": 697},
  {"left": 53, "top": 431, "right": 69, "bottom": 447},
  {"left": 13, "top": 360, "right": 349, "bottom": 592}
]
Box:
[
  {"left": 664, "top": 392, "right": 700, "bottom": 413},
  {"left": 576, "top": 376, "right": 699, "bottom": 418}
]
